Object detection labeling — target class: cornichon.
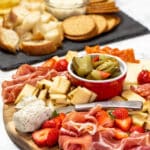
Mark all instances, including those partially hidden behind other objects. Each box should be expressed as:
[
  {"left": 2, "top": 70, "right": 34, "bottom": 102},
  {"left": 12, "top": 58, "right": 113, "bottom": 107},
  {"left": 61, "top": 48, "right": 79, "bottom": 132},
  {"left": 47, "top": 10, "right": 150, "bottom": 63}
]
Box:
[{"left": 72, "top": 55, "right": 121, "bottom": 80}]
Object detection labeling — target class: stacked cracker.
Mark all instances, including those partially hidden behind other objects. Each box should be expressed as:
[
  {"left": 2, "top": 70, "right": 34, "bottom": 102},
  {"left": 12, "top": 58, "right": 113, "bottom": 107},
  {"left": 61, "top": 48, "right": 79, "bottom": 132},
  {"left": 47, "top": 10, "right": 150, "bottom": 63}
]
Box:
[
  {"left": 87, "top": 0, "right": 119, "bottom": 14},
  {"left": 62, "top": 14, "right": 120, "bottom": 41}
]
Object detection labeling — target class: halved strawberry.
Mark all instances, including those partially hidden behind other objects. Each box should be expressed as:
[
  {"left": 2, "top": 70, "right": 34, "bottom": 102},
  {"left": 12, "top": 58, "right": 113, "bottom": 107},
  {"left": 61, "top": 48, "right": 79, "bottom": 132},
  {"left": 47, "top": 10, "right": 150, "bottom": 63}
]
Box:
[
  {"left": 32, "top": 128, "right": 51, "bottom": 147},
  {"left": 47, "top": 128, "right": 59, "bottom": 147},
  {"left": 114, "top": 129, "right": 129, "bottom": 140},
  {"left": 42, "top": 113, "right": 66, "bottom": 129},
  {"left": 96, "top": 110, "right": 114, "bottom": 127},
  {"left": 129, "top": 125, "right": 145, "bottom": 133},
  {"left": 112, "top": 108, "right": 128, "bottom": 119},
  {"left": 42, "top": 120, "right": 56, "bottom": 129},
  {"left": 115, "top": 116, "right": 132, "bottom": 131}
]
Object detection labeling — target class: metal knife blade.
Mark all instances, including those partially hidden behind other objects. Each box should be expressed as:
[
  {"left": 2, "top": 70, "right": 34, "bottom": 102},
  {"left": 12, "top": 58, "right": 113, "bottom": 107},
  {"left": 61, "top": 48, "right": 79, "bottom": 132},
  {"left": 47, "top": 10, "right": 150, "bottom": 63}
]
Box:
[{"left": 56, "top": 100, "right": 143, "bottom": 114}]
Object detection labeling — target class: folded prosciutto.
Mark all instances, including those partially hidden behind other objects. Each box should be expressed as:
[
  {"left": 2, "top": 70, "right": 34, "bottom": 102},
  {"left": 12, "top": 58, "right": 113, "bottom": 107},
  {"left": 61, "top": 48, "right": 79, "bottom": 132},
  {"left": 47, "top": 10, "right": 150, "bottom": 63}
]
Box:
[{"left": 59, "top": 106, "right": 150, "bottom": 150}]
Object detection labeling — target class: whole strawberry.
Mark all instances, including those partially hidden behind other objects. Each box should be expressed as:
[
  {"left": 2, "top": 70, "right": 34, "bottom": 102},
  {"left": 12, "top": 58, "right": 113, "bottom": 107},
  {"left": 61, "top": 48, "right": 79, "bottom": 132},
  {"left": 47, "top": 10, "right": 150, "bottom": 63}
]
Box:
[{"left": 137, "top": 69, "right": 150, "bottom": 84}]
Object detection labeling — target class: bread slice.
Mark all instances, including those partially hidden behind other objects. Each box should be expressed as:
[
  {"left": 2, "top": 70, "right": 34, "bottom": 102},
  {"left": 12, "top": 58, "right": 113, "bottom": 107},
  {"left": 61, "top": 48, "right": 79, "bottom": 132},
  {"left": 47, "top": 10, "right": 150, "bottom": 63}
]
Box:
[
  {"left": 15, "top": 11, "right": 41, "bottom": 37},
  {"left": 0, "top": 27, "right": 19, "bottom": 53},
  {"left": 3, "top": 6, "right": 29, "bottom": 29},
  {"left": 20, "top": 40, "right": 59, "bottom": 55}
]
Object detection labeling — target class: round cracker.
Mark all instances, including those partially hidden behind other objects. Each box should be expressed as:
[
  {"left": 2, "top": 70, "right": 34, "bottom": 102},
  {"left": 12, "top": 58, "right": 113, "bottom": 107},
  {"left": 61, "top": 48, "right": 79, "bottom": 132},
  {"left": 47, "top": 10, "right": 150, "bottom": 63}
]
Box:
[
  {"left": 65, "top": 26, "right": 98, "bottom": 41},
  {"left": 62, "top": 15, "right": 96, "bottom": 37},
  {"left": 90, "top": 15, "right": 107, "bottom": 35},
  {"left": 104, "top": 15, "right": 120, "bottom": 32}
]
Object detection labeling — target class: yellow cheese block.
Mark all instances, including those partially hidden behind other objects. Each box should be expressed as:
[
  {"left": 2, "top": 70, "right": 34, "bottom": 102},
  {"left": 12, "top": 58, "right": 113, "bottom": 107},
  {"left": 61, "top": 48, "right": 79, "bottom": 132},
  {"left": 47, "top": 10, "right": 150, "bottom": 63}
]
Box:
[
  {"left": 121, "top": 90, "right": 146, "bottom": 102},
  {"left": 125, "top": 60, "right": 150, "bottom": 85}
]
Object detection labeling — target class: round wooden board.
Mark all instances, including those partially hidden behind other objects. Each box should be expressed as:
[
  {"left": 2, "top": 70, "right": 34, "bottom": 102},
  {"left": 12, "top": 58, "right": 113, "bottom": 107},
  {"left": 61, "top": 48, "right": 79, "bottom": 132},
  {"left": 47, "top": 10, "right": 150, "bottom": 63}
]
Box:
[{"left": 3, "top": 104, "right": 59, "bottom": 150}]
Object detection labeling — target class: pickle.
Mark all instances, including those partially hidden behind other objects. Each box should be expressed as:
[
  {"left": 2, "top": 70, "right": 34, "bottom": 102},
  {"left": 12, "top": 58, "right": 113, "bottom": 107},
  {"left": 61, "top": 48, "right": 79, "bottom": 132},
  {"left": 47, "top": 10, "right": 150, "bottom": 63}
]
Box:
[
  {"left": 72, "top": 55, "right": 93, "bottom": 77},
  {"left": 103, "top": 63, "right": 119, "bottom": 74},
  {"left": 96, "top": 60, "right": 113, "bottom": 71},
  {"left": 90, "top": 70, "right": 103, "bottom": 80},
  {"left": 110, "top": 70, "right": 121, "bottom": 78},
  {"left": 93, "top": 60, "right": 105, "bottom": 68},
  {"left": 72, "top": 55, "right": 121, "bottom": 80}
]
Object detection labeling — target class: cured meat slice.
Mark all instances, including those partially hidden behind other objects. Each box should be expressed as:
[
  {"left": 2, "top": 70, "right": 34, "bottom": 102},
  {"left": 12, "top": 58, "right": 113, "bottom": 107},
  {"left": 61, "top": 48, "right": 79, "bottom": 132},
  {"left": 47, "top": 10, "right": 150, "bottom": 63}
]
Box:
[
  {"left": 1, "top": 64, "right": 59, "bottom": 103},
  {"left": 92, "top": 128, "right": 150, "bottom": 150},
  {"left": 59, "top": 106, "right": 99, "bottom": 150},
  {"left": 59, "top": 106, "right": 150, "bottom": 150},
  {"left": 131, "top": 83, "right": 150, "bottom": 100},
  {"left": 12, "top": 64, "right": 36, "bottom": 78},
  {"left": 59, "top": 134, "right": 92, "bottom": 150}
]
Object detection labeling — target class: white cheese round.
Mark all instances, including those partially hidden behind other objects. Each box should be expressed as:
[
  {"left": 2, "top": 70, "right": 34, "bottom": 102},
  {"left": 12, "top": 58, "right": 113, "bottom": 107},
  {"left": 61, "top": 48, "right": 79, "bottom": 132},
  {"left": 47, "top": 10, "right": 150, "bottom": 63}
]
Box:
[{"left": 13, "top": 100, "right": 52, "bottom": 133}]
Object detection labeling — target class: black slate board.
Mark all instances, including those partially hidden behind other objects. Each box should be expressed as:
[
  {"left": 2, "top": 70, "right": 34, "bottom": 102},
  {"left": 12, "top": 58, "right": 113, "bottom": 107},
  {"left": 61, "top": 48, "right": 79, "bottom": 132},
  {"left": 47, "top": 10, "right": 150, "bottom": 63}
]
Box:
[{"left": 0, "top": 11, "right": 149, "bottom": 71}]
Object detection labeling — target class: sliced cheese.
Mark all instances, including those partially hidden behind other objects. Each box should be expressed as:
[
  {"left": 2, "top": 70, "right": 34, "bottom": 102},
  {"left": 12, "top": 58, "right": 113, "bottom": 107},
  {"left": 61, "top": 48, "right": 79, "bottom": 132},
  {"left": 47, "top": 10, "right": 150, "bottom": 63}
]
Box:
[
  {"left": 121, "top": 90, "right": 146, "bottom": 102},
  {"left": 37, "top": 79, "right": 52, "bottom": 89},
  {"left": 15, "top": 84, "right": 36, "bottom": 104},
  {"left": 50, "top": 94, "right": 67, "bottom": 104},
  {"left": 65, "top": 50, "right": 78, "bottom": 62},
  {"left": 38, "top": 89, "right": 47, "bottom": 100},
  {"left": 145, "top": 116, "right": 150, "bottom": 130},
  {"left": 50, "top": 76, "right": 71, "bottom": 94},
  {"left": 125, "top": 60, "right": 150, "bottom": 85},
  {"left": 70, "top": 87, "right": 94, "bottom": 105},
  {"left": 130, "top": 111, "right": 148, "bottom": 126}
]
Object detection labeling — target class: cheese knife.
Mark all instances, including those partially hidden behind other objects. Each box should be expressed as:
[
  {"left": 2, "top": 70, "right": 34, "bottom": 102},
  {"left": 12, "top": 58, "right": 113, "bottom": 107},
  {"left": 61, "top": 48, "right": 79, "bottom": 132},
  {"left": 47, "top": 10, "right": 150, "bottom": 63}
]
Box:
[{"left": 56, "top": 100, "right": 143, "bottom": 114}]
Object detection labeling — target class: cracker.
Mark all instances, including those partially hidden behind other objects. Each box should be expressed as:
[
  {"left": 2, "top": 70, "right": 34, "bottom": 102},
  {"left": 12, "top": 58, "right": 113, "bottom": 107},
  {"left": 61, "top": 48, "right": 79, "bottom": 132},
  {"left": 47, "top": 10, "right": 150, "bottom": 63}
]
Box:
[
  {"left": 89, "top": 0, "right": 107, "bottom": 3},
  {"left": 88, "top": 1, "right": 115, "bottom": 7},
  {"left": 87, "top": 0, "right": 119, "bottom": 14},
  {"left": 62, "top": 15, "right": 96, "bottom": 37},
  {"left": 87, "top": 7, "right": 119, "bottom": 14},
  {"left": 90, "top": 15, "right": 107, "bottom": 35},
  {"left": 65, "top": 26, "right": 98, "bottom": 41},
  {"left": 104, "top": 15, "right": 120, "bottom": 32}
]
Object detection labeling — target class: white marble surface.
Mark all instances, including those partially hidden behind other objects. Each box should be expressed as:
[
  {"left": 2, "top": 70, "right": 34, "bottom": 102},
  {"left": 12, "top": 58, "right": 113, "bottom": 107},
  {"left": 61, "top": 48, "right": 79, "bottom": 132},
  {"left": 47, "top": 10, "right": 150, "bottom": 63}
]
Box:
[{"left": 0, "top": 0, "right": 150, "bottom": 149}]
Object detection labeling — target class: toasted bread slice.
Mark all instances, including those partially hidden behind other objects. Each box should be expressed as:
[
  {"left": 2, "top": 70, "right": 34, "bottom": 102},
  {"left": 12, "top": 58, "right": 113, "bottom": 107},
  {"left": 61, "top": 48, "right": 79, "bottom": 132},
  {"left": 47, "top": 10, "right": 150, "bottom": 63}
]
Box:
[
  {"left": 0, "top": 27, "right": 19, "bottom": 53},
  {"left": 20, "top": 40, "right": 58, "bottom": 55}
]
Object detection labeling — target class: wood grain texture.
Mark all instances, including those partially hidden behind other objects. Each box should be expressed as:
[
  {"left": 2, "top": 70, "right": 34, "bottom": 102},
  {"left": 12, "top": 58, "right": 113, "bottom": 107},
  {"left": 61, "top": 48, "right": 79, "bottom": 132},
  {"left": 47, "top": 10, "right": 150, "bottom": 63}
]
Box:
[{"left": 3, "top": 104, "right": 59, "bottom": 150}]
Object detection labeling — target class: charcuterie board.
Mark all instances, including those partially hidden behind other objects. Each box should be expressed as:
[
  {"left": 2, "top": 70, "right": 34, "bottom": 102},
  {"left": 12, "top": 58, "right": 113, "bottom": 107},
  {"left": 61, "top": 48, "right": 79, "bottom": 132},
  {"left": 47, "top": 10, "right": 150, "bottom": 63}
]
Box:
[
  {"left": 3, "top": 104, "right": 58, "bottom": 150},
  {"left": 2, "top": 47, "right": 150, "bottom": 150}
]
